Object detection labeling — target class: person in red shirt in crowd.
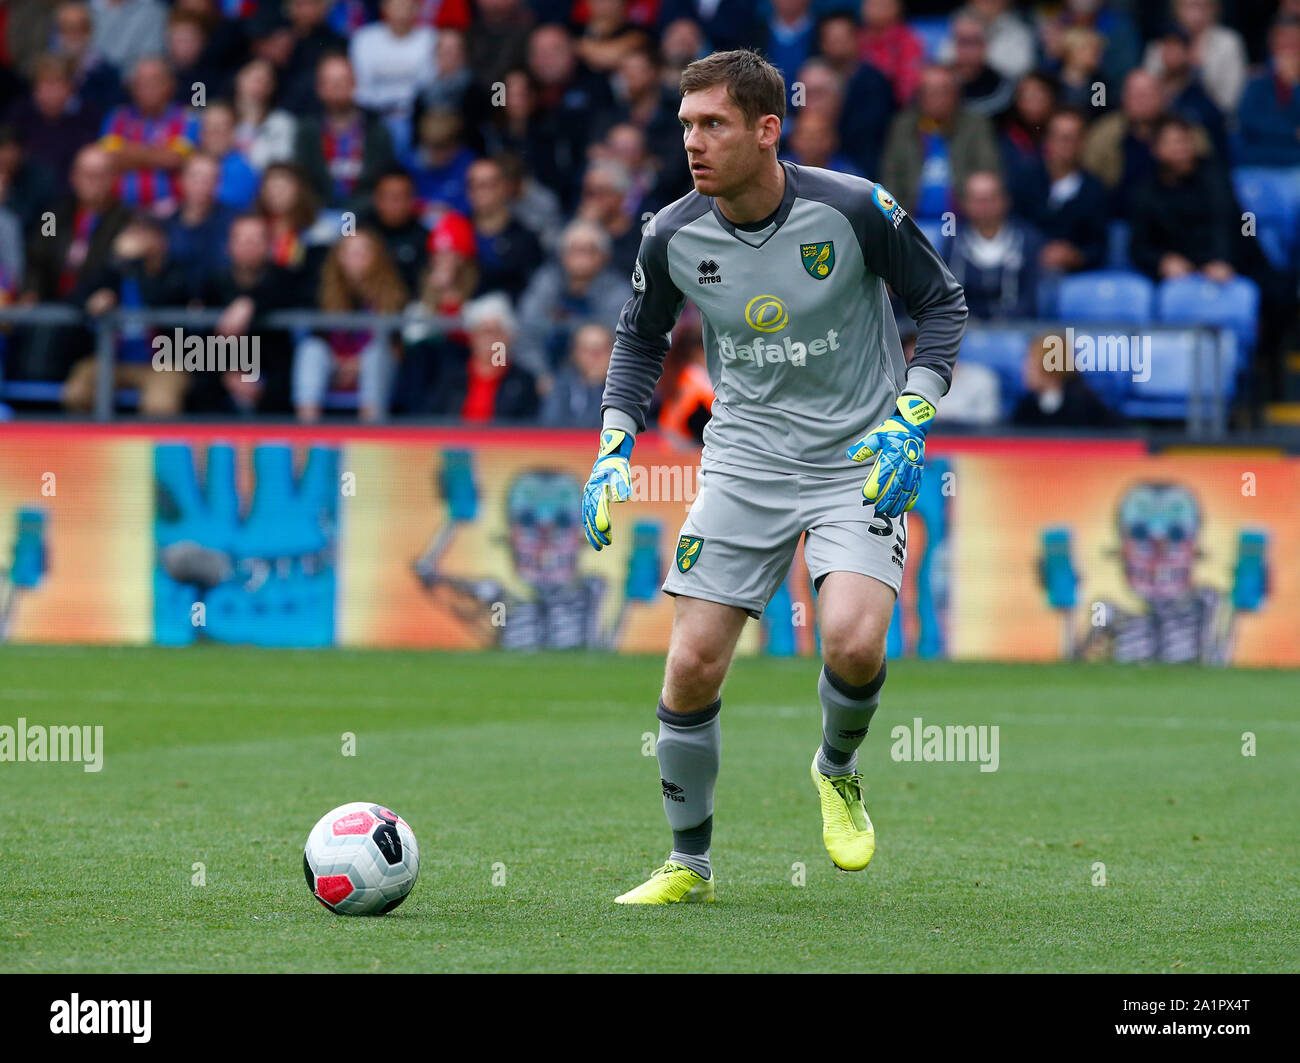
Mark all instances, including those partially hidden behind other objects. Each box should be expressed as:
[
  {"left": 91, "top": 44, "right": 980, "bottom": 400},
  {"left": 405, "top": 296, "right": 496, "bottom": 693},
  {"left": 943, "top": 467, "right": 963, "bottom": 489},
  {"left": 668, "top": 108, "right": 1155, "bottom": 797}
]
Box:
[
  {"left": 424, "top": 291, "right": 538, "bottom": 422},
  {"left": 858, "top": 0, "right": 926, "bottom": 105}
]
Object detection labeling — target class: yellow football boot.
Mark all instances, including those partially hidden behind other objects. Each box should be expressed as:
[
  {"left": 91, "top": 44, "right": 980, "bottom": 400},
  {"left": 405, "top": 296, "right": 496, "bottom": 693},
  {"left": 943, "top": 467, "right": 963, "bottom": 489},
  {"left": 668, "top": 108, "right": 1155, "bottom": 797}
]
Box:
[
  {"left": 811, "top": 755, "right": 876, "bottom": 871},
  {"left": 614, "top": 861, "right": 715, "bottom": 904}
]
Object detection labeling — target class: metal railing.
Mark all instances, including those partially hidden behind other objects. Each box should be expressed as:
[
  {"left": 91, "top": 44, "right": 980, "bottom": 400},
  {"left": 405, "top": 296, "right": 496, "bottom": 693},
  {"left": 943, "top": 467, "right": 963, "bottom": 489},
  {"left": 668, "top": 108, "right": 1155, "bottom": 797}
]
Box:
[{"left": 0, "top": 306, "right": 1233, "bottom": 436}]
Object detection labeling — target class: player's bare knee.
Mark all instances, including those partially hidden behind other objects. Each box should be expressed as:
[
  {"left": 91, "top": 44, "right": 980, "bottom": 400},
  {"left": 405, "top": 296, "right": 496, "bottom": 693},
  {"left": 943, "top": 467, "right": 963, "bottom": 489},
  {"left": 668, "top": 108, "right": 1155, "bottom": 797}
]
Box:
[
  {"left": 821, "top": 629, "right": 886, "bottom": 688},
  {"left": 663, "top": 644, "right": 728, "bottom": 711}
]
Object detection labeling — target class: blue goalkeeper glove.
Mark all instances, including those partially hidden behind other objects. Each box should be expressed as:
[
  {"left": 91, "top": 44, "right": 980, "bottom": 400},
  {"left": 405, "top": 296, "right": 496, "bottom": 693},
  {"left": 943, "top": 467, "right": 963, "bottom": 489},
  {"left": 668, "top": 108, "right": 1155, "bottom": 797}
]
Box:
[
  {"left": 847, "top": 394, "right": 936, "bottom": 519},
  {"left": 582, "top": 428, "right": 634, "bottom": 551}
]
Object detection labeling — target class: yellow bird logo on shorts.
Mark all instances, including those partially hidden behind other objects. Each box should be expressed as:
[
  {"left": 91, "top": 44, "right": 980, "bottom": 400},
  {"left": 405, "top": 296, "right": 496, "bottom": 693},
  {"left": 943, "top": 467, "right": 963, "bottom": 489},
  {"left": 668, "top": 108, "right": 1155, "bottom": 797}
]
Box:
[{"left": 676, "top": 536, "right": 704, "bottom": 572}]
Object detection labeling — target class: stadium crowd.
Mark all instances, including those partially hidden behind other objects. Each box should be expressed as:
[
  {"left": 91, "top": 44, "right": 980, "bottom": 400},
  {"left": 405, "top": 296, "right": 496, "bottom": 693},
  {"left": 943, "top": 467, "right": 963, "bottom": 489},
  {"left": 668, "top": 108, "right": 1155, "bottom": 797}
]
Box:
[{"left": 0, "top": 0, "right": 1297, "bottom": 434}]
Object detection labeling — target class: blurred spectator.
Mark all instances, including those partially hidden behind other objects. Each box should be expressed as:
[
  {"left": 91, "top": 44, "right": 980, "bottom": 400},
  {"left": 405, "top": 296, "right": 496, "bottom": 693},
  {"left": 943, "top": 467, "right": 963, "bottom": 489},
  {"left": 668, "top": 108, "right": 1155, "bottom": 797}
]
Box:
[
  {"left": 423, "top": 291, "right": 539, "bottom": 421},
  {"left": 280, "top": 0, "right": 347, "bottom": 113},
  {"left": 407, "top": 105, "right": 475, "bottom": 218},
  {"left": 1238, "top": 15, "right": 1300, "bottom": 167},
  {"left": 360, "top": 169, "right": 429, "bottom": 291},
  {"left": 655, "top": 324, "right": 713, "bottom": 446},
  {"left": 657, "top": 3, "right": 751, "bottom": 55},
  {"left": 1033, "top": 110, "right": 1107, "bottom": 274},
  {"left": 244, "top": 7, "right": 297, "bottom": 104},
  {"left": 525, "top": 23, "right": 615, "bottom": 209},
  {"left": 1129, "top": 116, "right": 1236, "bottom": 284},
  {"left": 999, "top": 71, "right": 1055, "bottom": 222},
  {"left": 233, "top": 59, "right": 298, "bottom": 172},
  {"left": 466, "top": 155, "right": 543, "bottom": 300},
  {"left": 166, "top": 9, "right": 230, "bottom": 102},
  {"left": 0, "top": 126, "right": 54, "bottom": 235},
  {"left": 881, "top": 65, "right": 1001, "bottom": 218},
  {"left": 948, "top": 14, "right": 1015, "bottom": 118},
  {"left": 0, "top": 197, "right": 20, "bottom": 305},
  {"left": 516, "top": 218, "right": 632, "bottom": 384},
  {"left": 1151, "top": 23, "right": 1228, "bottom": 158},
  {"left": 785, "top": 108, "right": 861, "bottom": 176},
  {"left": 1040, "top": 0, "right": 1140, "bottom": 90},
  {"left": 200, "top": 100, "right": 260, "bottom": 211},
  {"left": 815, "top": 11, "right": 894, "bottom": 180},
  {"left": 6, "top": 55, "right": 103, "bottom": 203},
  {"left": 255, "top": 161, "right": 324, "bottom": 301},
  {"left": 657, "top": 17, "right": 705, "bottom": 89},
  {"left": 99, "top": 57, "right": 199, "bottom": 215},
  {"left": 0, "top": 1, "right": 54, "bottom": 82},
  {"left": 938, "top": 0, "right": 1036, "bottom": 82},
  {"left": 946, "top": 170, "right": 1041, "bottom": 320},
  {"left": 164, "top": 151, "right": 236, "bottom": 299},
  {"left": 749, "top": 0, "right": 816, "bottom": 90},
  {"left": 350, "top": 0, "right": 436, "bottom": 140},
  {"left": 498, "top": 151, "right": 564, "bottom": 253},
  {"left": 1142, "top": 0, "right": 1246, "bottom": 116},
  {"left": 466, "top": 0, "right": 533, "bottom": 90},
  {"left": 1055, "top": 26, "right": 1108, "bottom": 112},
  {"left": 1083, "top": 69, "right": 1209, "bottom": 214},
  {"left": 294, "top": 229, "right": 408, "bottom": 421},
  {"left": 416, "top": 26, "right": 472, "bottom": 114},
  {"left": 857, "top": 0, "right": 926, "bottom": 106},
  {"left": 577, "top": 159, "right": 641, "bottom": 276},
  {"left": 63, "top": 215, "right": 189, "bottom": 415},
  {"left": 539, "top": 322, "right": 615, "bottom": 427},
  {"left": 293, "top": 54, "right": 398, "bottom": 214},
  {"left": 596, "top": 46, "right": 682, "bottom": 172},
  {"left": 19, "top": 145, "right": 131, "bottom": 382},
  {"left": 576, "top": 0, "right": 651, "bottom": 75},
  {"left": 91, "top": 0, "right": 167, "bottom": 77},
  {"left": 1012, "top": 331, "right": 1119, "bottom": 428},
  {"left": 52, "top": 1, "right": 124, "bottom": 111},
  {"left": 901, "top": 317, "right": 999, "bottom": 425},
  {"left": 192, "top": 213, "right": 299, "bottom": 414}
]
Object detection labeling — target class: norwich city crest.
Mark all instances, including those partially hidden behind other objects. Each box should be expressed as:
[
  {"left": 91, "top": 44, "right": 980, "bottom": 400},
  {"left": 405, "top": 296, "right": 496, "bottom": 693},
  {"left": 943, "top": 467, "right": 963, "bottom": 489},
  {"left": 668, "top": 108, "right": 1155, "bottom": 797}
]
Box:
[
  {"left": 801, "top": 241, "right": 834, "bottom": 279},
  {"left": 676, "top": 535, "right": 704, "bottom": 572}
]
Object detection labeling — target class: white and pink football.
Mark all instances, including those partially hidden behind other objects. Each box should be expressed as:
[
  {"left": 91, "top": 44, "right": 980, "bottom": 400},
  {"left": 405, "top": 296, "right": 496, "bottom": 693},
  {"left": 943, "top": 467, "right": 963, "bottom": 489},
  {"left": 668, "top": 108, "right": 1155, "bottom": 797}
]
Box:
[{"left": 303, "top": 802, "right": 420, "bottom": 915}]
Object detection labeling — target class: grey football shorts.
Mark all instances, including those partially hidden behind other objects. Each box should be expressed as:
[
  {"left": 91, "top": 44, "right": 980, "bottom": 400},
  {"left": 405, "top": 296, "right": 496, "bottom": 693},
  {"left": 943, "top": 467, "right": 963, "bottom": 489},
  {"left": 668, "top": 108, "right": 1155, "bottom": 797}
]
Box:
[{"left": 662, "top": 460, "right": 908, "bottom": 619}]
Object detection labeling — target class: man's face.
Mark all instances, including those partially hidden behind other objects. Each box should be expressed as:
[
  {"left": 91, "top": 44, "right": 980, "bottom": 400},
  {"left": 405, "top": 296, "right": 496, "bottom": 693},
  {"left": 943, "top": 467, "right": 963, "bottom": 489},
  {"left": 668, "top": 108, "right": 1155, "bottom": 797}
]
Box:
[
  {"left": 1160, "top": 36, "right": 1192, "bottom": 76},
  {"left": 229, "top": 219, "right": 269, "bottom": 270},
  {"left": 131, "top": 60, "right": 174, "bottom": 114},
  {"left": 383, "top": 0, "right": 418, "bottom": 34},
  {"left": 34, "top": 74, "right": 74, "bottom": 119},
  {"left": 918, "top": 68, "right": 959, "bottom": 123},
  {"left": 1155, "top": 125, "right": 1197, "bottom": 173},
  {"left": 201, "top": 107, "right": 236, "bottom": 155},
  {"left": 571, "top": 326, "right": 612, "bottom": 379},
  {"left": 679, "top": 83, "right": 774, "bottom": 199},
  {"left": 1272, "top": 23, "right": 1300, "bottom": 66},
  {"left": 528, "top": 28, "right": 574, "bottom": 87},
  {"left": 289, "top": 0, "right": 327, "bottom": 32},
  {"left": 795, "top": 65, "right": 840, "bottom": 115},
  {"left": 466, "top": 162, "right": 508, "bottom": 214},
  {"left": 962, "top": 174, "right": 1006, "bottom": 227},
  {"left": 790, "top": 113, "right": 836, "bottom": 166},
  {"left": 168, "top": 23, "right": 205, "bottom": 69},
  {"left": 818, "top": 18, "right": 857, "bottom": 66},
  {"left": 580, "top": 171, "right": 624, "bottom": 222},
  {"left": 952, "top": 20, "right": 987, "bottom": 73},
  {"left": 316, "top": 59, "right": 355, "bottom": 111},
  {"left": 71, "top": 148, "right": 115, "bottom": 206},
  {"left": 55, "top": 5, "right": 93, "bottom": 56},
  {"left": 181, "top": 156, "right": 219, "bottom": 206},
  {"left": 561, "top": 230, "right": 607, "bottom": 283},
  {"left": 373, "top": 176, "right": 415, "bottom": 226},
  {"left": 1123, "top": 72, "right": 1164, "bottom": 122},
  {"left": 618, "top": 51, "right": 656, "bottom": 98},
  {"left": 1043, "top": 114, "right": 1084, "bottom": 170}
]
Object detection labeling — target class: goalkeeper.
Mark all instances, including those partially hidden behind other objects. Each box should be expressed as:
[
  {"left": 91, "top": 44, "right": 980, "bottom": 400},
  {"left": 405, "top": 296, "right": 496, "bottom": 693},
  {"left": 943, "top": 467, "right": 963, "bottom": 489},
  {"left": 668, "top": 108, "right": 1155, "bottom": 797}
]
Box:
[{"left": 584, "top": 50, "right": 967, "bottom": 903}]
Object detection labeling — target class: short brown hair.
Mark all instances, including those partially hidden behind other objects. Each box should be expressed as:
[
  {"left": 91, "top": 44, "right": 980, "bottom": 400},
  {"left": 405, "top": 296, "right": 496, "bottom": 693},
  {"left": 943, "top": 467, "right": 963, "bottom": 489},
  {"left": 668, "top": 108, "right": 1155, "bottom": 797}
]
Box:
[{"left": 679, "top": 49, "right": 786, "bottom": 126}]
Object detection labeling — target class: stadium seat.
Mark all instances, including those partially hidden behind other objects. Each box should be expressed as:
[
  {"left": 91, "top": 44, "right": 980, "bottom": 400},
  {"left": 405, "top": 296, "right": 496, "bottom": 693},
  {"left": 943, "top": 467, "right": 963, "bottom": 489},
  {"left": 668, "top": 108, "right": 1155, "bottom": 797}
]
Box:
[
  {"left": 1156, "top": 275, "right": 1260, "bottom": 353},
  {"left": 1062, "top": 330, "right": 1135, "bottom": 410},
  {"left": 908, "top": 17, "right": 950, "bottom": 60},
  {"left": 1232, "top": 166, "right": 1300, "bottom": 270},
  {"left": 1055, "top": 270, "right": 1154, "bottom": 323},
  {"left": 1105, "top": 221, "right": 1132, "bottom": 270},
  {"left": 1122, "top": 329, "right": 1237, "bottom": 420},
  {"left": 959, "top": 327, "right": 1031, "bottom": 417},
  {"left": 916, "top": 218, "right": 949, "bottom": 256}
]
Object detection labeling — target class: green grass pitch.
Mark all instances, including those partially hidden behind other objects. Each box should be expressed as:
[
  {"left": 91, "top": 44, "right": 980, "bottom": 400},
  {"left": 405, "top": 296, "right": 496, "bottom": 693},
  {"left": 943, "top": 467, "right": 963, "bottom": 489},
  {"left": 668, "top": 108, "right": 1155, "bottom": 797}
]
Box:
[{"left": 2, "top": 646, "right": 1296, "bottom": 973}]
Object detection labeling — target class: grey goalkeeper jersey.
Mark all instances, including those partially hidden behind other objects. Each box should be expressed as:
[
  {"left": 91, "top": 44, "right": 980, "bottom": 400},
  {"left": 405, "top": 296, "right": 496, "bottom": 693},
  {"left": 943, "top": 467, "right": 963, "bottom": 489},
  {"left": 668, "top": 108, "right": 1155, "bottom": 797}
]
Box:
[{"left": 601, "top": 162, "right": 967, "bottom": 475}]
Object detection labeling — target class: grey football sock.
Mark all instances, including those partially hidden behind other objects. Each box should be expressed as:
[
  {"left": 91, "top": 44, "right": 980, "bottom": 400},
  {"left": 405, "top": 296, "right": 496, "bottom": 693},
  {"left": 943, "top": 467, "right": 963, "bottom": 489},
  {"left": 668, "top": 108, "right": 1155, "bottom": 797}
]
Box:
[
  {"left": 656, "top": 697, "right": 720, "bottom": 880},
  {"left": 815, "top": 662, "right": 886, "bottom": 778}
]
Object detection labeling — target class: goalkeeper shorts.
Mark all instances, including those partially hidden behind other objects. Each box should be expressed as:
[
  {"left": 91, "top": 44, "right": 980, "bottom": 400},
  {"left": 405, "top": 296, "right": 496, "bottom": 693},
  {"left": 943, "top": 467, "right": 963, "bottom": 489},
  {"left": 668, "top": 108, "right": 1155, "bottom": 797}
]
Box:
[{"left": 660, "top": 459, "right": 908, "bottom": 619}]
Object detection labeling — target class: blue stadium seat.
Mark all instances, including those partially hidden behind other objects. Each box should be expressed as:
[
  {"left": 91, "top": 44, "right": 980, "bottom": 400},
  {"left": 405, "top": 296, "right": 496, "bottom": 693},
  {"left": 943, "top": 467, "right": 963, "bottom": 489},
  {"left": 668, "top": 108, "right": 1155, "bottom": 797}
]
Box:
[
  {"left": 908, "top": 17, "right": 950, "bottom": 61},
  {"left": 1055, "top": 270, "right": 1154, "bottom": 323},
  {"left": 959, "top": 327, "right": 1031, "bottom": 417},
  {"left": 1122, "top": 329, "right": 1236, "bottom": 420},
  {"left": 1232, "top": 166, "right": 1300, "bottom": 270},
  {"left": 1156, "top": 275, "right": 1260, "bottom": 353},
  {"left": 1105, "top": 221, "right": 1132, "bottom": 270},
  {"left": 1062, "top": 330, "right": 1136, "bottom": 410}
]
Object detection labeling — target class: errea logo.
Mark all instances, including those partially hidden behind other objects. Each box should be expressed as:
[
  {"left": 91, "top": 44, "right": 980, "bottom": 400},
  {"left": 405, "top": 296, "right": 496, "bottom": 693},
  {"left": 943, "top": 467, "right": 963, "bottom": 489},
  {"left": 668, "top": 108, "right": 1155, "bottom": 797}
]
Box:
[{"left": 697, "top": 259, "right": 721, "bottom": 284}]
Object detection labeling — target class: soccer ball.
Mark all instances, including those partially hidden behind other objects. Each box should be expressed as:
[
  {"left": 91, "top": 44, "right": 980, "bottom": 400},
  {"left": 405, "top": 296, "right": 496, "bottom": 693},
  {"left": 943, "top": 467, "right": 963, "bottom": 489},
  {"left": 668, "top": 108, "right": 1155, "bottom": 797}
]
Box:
[{"left": 303, "top": 802, "right": 420, "bottom": 915}]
